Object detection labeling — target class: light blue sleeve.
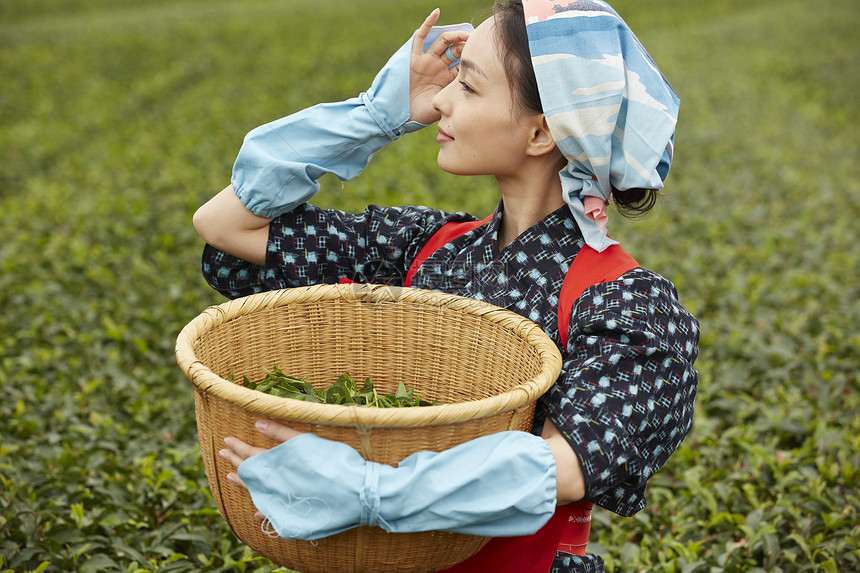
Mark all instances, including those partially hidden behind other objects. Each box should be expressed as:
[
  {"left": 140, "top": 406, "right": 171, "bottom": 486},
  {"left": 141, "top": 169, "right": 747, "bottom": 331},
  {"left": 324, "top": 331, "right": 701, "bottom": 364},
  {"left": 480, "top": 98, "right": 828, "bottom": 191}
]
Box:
[
  {"left": 232, "top": 36, "right": 425, "bottom": 219},
  {"left": 237, "top": 431, "right": 557, "bottom": 540}
]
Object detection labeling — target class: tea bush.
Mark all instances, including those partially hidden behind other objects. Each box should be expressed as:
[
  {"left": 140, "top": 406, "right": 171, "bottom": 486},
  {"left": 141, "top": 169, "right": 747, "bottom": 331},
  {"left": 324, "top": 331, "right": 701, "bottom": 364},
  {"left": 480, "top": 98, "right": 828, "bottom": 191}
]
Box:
[{"left": 1, "top": 0, "right": 857, "bottom": 571}]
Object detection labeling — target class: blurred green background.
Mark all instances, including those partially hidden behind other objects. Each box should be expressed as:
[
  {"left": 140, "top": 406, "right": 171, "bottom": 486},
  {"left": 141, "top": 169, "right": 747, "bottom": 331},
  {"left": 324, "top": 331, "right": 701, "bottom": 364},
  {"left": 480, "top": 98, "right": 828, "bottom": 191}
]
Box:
[{"left": 1, "top": 0, "right": 857, "bottom": 571}]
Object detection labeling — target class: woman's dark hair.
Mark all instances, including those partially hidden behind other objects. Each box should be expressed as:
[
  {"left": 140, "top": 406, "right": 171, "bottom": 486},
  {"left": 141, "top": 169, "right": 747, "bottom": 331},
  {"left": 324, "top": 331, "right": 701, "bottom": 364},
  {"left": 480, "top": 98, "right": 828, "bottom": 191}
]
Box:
[
  {"left": 492, "top": 0, "right": 543, "bottom": 116},
  {"left": 492, "top": 0, "right": 660, "bottom": 218}
]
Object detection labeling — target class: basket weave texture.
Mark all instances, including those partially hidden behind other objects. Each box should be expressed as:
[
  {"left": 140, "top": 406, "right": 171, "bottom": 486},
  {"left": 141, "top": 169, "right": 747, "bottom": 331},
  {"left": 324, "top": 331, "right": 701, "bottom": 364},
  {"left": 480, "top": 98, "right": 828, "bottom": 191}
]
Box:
[{"left": 175, "top": 283, "right": 562, "bottom": 573}]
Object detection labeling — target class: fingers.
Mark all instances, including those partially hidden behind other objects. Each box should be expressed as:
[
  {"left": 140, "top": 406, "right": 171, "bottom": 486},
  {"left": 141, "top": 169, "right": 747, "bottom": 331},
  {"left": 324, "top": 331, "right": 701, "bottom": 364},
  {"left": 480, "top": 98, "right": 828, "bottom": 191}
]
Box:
[
  {"left": 218, "top": 421, "right": 301, "bottom": 472},
  {"left": 445, "top": 42, "right": 464, "bottom": 66},
  {"left": 218, "top": 421, "right": 300, "bottom": 470},
  {"left": 424, "top": 31, "right": 470, "bottom": 59},
  {"left": 219, "top": 423, "right": 303, "bottom": 522},
  {"left": 413, "top": 8, "right": 442, "bottom": 53},
  {"left": 254, "top": 419, "right": 303, "bottom": 443},
  {"left": 219, "top": 437, "right": 265, "bottom": 468},
  {"left": 225, "top": 471, "right": 248, "bottom": 490},
  {"left": 412, "top": 9, "right": 470, "bottom": 58},
  {"left": 219, "top": 439, "right": 251, "bottom": 489},
  {"left": 219, "top": 421, "right": 304, "bottom": 528}
]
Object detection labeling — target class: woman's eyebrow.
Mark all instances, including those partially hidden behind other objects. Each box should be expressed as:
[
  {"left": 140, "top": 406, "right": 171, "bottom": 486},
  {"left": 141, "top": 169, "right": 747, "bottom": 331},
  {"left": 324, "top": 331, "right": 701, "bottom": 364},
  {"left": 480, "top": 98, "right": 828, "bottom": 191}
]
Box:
[{"left": 459, "top": 58, "right": 486, "bottom": 79}]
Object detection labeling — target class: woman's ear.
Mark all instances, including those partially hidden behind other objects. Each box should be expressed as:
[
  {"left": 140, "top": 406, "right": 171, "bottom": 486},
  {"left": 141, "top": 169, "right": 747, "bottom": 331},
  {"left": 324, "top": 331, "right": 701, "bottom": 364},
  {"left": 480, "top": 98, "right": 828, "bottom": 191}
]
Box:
[{"left": 525, "top": 115, "right": 558, "bottom": 158}]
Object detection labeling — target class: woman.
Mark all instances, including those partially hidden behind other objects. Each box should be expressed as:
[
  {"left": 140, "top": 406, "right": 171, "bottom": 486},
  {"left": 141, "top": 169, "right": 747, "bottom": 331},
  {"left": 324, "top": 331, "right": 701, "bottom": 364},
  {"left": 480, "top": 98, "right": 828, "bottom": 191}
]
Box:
[{"left": 194, "top": 1, "right": 699, "bottom": 571}]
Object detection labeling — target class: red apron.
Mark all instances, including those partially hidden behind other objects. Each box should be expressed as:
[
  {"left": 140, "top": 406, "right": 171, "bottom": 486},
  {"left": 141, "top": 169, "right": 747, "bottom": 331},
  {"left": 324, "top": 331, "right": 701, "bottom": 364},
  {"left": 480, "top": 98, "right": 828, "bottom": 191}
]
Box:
[{"left": 438, "top": 500, "right": 594, "bottom": 573}]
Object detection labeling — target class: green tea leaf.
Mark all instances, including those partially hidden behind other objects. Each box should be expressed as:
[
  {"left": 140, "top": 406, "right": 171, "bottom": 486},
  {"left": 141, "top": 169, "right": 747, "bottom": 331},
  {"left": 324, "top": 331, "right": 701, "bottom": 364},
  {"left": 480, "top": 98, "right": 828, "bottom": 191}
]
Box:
[{"left": 232, "top": 366, "right": 431, "bottom": 408}]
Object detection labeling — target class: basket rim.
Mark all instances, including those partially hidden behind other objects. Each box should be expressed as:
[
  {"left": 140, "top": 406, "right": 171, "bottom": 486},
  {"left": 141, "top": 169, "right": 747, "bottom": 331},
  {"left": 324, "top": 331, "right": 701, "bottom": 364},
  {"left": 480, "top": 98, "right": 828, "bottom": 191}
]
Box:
[{"left": 175, "top": 283, "right": 562, "bottom": 429}]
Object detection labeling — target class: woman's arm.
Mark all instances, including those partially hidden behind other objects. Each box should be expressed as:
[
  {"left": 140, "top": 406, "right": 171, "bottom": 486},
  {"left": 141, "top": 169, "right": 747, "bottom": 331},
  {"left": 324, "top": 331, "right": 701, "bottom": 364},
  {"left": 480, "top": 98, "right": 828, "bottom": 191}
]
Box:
[
  {"left": 193, "top": 12, "right": 468, "bottom": 266},
  {"left": 193, "top": 185, "right": 271, "bottom": 266},
  {"left": 541, "top": 418, "right": 586, "bottom": 504},
  {"left": 222, "top": 419, "right": 585, "bottom": 509},
  {"left": 226, "top": 11, "right": 469, "bottom": 220},
  {"left": 547, "top": 269, "right": 700, "bottom": 516},
  {"left": 221, "top": 421, "right": 558, "bottom": 539}
]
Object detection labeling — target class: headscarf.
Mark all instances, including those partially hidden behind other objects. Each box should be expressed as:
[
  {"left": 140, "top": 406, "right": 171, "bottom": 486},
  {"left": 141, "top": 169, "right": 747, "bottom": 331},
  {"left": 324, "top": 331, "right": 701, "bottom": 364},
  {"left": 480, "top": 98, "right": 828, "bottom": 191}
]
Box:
[{"left": 522, "top": 0, "right": 680, "bottom": 252}]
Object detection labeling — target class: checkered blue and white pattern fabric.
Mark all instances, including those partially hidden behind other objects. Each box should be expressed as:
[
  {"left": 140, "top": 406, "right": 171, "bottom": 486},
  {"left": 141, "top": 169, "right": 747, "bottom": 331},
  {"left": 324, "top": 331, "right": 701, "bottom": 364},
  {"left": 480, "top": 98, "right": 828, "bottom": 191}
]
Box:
[{"left": 523, "top": 0, "right": 680, "bottom": 253}]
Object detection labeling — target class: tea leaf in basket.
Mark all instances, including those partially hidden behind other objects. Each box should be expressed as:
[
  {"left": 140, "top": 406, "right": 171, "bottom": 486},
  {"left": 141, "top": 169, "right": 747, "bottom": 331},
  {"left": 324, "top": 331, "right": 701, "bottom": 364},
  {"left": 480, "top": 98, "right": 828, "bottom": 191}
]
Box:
[
  {"left": 301, "top": 380, "right": 319, "bottom": 398},
  {"left": 358, "top": 376, "right": 374, "bottom": 394},
  {"left": 231, "top": 366, "right": 436, "bottom": 408},
  {"left": 241, "top": 375, "right": 255, "bottom": 390},
  {"left": 325, "top": 373, "right": 358, "bottom": 404},
  {"left": 255, "top": 378, "right": 278, "bottom": 394},
  {"left": 395, "top": 381, "right": 411, "bottom": 402}
]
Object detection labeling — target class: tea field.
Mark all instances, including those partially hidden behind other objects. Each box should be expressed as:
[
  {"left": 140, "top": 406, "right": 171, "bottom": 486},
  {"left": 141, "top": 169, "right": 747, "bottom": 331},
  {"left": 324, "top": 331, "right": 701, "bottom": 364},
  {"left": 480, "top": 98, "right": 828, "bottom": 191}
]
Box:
[{"left": 1, "top": 0, "right": 857, "bottom": 571}]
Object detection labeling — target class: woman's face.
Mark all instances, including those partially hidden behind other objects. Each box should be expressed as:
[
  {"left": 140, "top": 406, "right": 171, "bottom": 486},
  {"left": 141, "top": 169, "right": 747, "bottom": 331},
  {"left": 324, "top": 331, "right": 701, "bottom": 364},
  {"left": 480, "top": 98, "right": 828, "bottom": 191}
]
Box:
[{"left": 432, "top": 16, "right": 536, "bottom": 178}]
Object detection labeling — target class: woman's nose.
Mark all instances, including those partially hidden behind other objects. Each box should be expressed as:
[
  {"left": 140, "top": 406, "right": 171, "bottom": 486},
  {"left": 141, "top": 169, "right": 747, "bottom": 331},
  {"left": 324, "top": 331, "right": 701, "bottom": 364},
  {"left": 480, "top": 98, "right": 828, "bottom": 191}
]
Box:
[{"left": 432, "top": 80, "right": 454, "bottom": 116}]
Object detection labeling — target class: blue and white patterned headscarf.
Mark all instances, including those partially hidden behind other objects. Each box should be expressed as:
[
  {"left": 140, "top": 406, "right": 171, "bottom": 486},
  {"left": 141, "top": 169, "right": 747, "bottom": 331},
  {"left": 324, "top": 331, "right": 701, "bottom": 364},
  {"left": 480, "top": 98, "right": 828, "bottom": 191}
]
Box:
[{"left": 523, "top": 0, "right": 680, "bottom": 252}]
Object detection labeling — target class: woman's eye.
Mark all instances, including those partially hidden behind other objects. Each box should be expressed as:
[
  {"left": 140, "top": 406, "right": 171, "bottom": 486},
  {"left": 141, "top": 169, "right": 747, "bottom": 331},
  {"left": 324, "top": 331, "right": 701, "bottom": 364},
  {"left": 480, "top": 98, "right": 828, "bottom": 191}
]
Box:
[{"left": 459, "top": 81, "right": 475, "bottom": 94}]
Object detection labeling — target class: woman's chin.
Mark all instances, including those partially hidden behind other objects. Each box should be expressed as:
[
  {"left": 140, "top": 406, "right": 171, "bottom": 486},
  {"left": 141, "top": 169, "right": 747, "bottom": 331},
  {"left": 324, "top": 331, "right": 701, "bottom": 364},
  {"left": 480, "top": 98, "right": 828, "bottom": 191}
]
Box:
[
  {"left": 436, "top": 153, "right": 475, "bottom": 177},
  {"left": 436, "top": 153, "right": 456, "bottom": 175}
]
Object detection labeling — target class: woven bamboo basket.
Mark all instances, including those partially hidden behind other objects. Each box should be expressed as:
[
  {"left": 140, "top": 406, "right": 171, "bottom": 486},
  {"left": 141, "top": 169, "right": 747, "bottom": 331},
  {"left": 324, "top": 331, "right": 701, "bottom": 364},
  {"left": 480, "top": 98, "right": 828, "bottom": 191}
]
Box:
[{"left": 175, "top": 283, "right": 562, "bottom": 573}]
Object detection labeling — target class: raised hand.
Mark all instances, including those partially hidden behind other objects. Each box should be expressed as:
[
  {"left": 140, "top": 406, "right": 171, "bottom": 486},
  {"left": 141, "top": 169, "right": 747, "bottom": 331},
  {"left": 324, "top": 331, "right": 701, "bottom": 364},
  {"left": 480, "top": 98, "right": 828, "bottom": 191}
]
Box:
[{"left": 408, "top": 9, "right": 471, "bottom": 125}]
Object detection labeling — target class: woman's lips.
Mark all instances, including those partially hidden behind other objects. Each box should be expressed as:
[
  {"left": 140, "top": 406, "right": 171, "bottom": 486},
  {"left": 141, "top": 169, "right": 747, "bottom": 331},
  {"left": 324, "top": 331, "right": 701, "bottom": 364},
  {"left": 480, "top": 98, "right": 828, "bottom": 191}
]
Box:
[{"left": 436, "top": 126, "right": 454, "bottom": 144}]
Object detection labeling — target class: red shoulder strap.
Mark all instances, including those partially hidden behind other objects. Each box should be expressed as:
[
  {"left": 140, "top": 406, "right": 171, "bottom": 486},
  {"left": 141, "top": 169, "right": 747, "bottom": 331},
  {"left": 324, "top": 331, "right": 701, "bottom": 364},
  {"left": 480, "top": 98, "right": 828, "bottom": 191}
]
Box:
[
  {"left": 404, "top": 215, "right": 492, "bottom": 287},
  {"left": 558, "top": 244, "right": 639, "bottom": 350},
  {"left": 403, "top": 220, "right": 637, "bottom": 351}
]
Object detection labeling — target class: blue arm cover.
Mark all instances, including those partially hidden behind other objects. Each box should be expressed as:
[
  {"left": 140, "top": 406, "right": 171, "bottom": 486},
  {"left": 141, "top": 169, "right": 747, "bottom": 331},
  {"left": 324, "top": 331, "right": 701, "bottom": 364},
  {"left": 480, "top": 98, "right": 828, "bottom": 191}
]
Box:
[
  {"left": 237, "top": 431, "right": 557, "bottom": 540},
  {"left": 232, "top": 36, "right": 425, "bottom": 218}
]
